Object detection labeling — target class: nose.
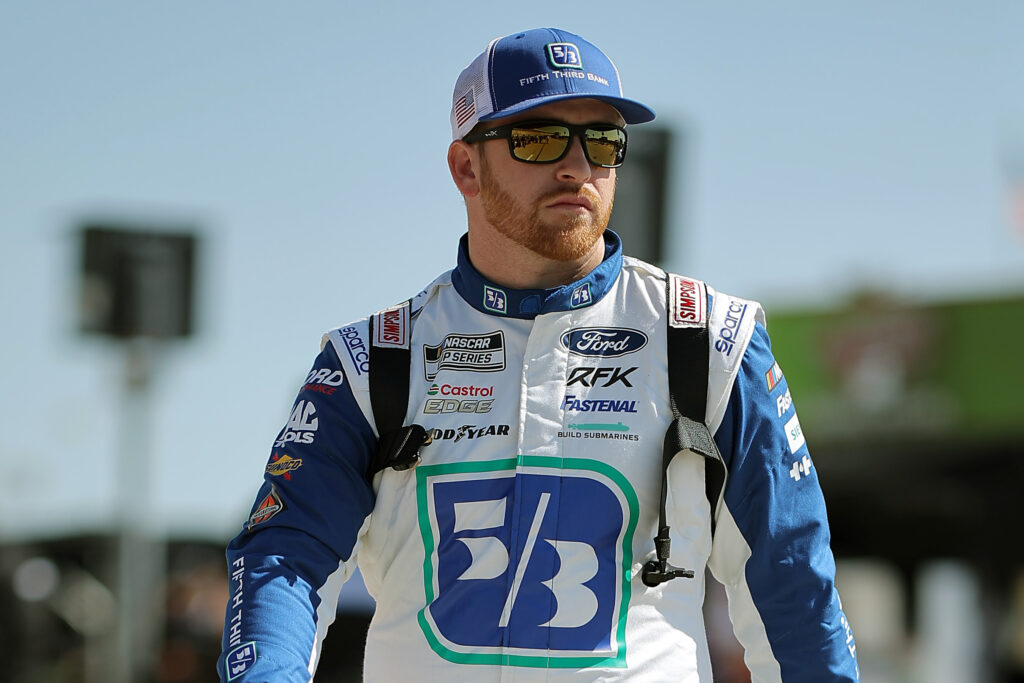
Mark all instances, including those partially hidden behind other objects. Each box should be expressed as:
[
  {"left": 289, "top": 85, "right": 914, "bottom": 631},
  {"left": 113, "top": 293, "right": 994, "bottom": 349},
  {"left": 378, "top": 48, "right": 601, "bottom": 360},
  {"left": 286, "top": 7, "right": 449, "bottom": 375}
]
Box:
[{"left": 555, "top": 134, "right": 593, "bottom": 183}]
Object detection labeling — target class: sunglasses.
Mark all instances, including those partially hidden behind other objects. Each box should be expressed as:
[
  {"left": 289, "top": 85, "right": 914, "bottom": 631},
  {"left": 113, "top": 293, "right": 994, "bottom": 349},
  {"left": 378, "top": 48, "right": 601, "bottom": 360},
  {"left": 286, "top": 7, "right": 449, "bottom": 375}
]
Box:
[{"left": 463, "top": 119, "right": 628, "bottom": 168}]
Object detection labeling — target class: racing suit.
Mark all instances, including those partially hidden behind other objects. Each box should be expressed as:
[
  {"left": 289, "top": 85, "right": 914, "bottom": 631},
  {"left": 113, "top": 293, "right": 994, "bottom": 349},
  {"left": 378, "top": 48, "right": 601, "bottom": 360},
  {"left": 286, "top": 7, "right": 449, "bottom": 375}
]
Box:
[{"left": 218, "top": 231, "right": 860, "bottom": 682}]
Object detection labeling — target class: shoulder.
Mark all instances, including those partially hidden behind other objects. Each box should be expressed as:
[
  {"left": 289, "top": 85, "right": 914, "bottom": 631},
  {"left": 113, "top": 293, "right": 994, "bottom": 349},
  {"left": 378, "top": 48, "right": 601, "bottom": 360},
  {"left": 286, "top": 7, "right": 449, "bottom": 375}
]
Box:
[{"left": 318, "top": 270, "right": 453, "bottom": 426}]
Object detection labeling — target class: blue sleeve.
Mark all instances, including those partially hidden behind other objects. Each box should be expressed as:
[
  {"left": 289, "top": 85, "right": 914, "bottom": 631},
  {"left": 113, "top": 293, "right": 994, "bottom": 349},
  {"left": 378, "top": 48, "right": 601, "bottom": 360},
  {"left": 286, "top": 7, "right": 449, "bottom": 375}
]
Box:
[
  {"left": 218, "top": 342, "right": 376, "bottom": 682},
  {"left": 713, "top": 321, "right": 860, "bottom": 682}
]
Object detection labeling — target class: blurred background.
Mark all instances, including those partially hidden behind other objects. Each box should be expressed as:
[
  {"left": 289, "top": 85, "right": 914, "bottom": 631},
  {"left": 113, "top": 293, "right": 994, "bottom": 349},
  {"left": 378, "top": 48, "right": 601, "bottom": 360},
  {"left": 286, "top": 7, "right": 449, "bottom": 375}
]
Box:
[{"left": 2, "top": 1, "right": 1024, "bottom": 681}]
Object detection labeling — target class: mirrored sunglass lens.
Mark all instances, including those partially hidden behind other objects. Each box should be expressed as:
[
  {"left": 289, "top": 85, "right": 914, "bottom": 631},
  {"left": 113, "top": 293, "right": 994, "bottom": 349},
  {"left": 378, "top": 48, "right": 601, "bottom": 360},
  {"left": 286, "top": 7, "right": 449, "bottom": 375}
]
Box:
[
  {"left": 510, "top": 125, "right": 570, "bottom": 162},
  {"left": 585, "top": 128, "right": 626, "bottom": 166}
]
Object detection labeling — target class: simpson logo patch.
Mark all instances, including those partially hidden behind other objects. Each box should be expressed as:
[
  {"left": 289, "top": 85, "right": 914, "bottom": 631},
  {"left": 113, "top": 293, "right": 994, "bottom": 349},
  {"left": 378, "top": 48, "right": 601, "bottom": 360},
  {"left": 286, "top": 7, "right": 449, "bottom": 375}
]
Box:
[
  {"left": 668, "top": 275, "right": 707, "bottom": 328},
  {"left": 373, "top": 302, "right": 410, "bottom": 349}
]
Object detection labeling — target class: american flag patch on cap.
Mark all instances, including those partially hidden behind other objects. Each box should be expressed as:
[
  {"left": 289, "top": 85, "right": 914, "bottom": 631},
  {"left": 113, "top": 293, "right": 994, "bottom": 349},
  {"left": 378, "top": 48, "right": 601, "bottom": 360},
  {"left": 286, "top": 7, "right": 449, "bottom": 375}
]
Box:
[{"left": 454, "top": 88, "right": 475, "bottom": 128}]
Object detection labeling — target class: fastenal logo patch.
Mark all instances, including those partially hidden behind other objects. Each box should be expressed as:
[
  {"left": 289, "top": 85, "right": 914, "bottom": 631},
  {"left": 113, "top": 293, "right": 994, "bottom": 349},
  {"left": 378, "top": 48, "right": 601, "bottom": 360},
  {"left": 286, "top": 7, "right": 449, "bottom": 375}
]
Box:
[
  {"left": 416, "top": 457, "right": 637, "bottom": 668},
  {"left": 547, "top": 42, "right": 582, "bottom": 69},
  {"left": 423, "top": 331, "right": 506, "bottom": 381},
  {"left": 226, "top": 641, "right": 257, "bottom": 681},
  {"left": 561, "top": 328, "right": 648, "bottom": 358}
]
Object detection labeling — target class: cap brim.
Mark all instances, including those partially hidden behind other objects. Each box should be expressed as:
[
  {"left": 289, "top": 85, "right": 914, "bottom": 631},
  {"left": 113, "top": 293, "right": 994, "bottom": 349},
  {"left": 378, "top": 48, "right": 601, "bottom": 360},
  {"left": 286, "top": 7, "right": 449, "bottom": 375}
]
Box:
[{"left": 477, "top": 93, "right": 656, "bottom": 125}]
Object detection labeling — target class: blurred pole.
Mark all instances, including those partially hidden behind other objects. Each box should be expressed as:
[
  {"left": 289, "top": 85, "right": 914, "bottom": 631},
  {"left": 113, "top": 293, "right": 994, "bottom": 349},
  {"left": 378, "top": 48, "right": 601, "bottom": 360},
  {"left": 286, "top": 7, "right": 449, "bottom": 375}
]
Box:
[
  {"left": 78, "top": 224, "right": 198, "bottom": 682},
  {"left": 607, "top": 125, "right": 677, "bottom": 267},
  {"left": 111, "top": 339, "right": 166, "bottom": 683},
  {"left": 914, "top": 561, "right": 986, "bottom": 683}
]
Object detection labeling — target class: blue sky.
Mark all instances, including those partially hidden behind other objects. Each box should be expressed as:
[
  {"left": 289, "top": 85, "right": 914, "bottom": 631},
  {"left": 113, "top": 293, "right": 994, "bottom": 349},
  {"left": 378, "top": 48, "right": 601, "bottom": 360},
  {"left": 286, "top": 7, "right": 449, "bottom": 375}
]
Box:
[{"left": 2, "top": 1, "right": 1023, "bottom": 540}]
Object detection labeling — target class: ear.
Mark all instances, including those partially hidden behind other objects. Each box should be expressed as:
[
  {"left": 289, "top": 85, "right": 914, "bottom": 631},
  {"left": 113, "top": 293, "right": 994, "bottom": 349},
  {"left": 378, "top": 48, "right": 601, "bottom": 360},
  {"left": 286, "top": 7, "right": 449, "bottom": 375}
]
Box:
[{"left": 448, "top": 141, "right": 480, "bottom": 198}]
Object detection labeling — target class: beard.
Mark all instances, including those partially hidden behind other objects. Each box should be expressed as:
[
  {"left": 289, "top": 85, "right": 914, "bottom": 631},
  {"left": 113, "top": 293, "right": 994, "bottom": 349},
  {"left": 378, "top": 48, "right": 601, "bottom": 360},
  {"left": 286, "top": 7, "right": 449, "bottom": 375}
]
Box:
[{"left": 478, "top": 152, "right": 614, "bottom": 262}]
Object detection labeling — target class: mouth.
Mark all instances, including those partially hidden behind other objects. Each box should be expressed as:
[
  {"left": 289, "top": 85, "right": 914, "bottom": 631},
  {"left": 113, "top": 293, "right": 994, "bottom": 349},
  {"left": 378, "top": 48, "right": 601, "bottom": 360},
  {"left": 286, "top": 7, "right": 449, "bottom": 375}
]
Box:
[{"left": 545, "top": 194, "right": 594, "bottom": 211}]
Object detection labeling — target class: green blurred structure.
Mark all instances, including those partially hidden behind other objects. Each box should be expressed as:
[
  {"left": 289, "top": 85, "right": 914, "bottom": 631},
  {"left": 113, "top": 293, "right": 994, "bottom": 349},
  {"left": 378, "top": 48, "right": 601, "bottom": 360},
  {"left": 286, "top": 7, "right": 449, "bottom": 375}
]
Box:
[{"left": 766, "top": 292, "right": 1024, "bottom": 576}]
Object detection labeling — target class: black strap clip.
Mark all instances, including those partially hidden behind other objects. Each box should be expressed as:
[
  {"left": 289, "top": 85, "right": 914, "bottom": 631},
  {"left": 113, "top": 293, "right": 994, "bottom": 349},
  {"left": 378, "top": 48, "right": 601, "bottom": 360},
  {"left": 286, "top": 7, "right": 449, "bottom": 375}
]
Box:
[
  {"left": 369, "top": 424, "right": 430, "bottom": 480},
  {"left": 641, "top": 527, "right": 695, "bottom": 587}
]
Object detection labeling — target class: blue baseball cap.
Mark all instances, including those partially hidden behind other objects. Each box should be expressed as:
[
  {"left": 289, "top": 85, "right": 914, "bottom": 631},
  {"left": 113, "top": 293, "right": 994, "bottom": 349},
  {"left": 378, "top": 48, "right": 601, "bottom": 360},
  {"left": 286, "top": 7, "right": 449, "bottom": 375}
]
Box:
[{"left": 450, "top": 27, "right": 655, "bottom": 140}]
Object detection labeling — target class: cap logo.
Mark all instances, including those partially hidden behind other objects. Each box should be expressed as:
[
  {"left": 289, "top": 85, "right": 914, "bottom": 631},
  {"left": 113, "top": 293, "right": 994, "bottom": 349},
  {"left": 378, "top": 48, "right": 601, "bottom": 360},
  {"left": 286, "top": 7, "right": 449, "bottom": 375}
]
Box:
[{"left": 546, "top": 43, "right": 582, "bottom": 70}]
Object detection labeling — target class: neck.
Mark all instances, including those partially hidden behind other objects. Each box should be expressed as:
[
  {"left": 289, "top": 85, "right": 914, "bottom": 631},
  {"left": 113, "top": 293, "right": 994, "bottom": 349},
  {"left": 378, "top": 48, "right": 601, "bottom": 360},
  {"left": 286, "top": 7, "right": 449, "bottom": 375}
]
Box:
[{"left": 466, "top": 226, "right": 606, "bottom": 290}]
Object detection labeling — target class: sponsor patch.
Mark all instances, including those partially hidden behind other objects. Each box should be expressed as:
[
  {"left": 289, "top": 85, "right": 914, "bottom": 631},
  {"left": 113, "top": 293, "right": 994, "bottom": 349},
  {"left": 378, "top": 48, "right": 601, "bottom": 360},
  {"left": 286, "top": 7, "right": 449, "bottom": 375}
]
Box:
[
  {"left": 428, "top": 424, "right": 511, "bottom": 443},
  {"left": 714, "top": 299, "right": 749, "bottom": 356},
  {"left": 415, "top": 458, "right": 636, "bottom": 667},
  {"left": 668, "top": 275, "right": 707, "bottom": 328},
  {"left": 266, "top": 453, "right": 302, "bottom": 480},
  {"left": 423, "top": 398, "right": 494, "bottom": 414},
  {"left": 247, "top": 485, "right": 285, "bottom": 530},
  {"left": 566, "top": 366, "right": 637, "bottom": 388},
  {"left": 340, "top": 326, "right": 370, "bottom": 376},
  {"left": 561, "top": 328, "right": 648, "bottom": 357},
  {"left": 776, "top": 388, "right": 793, "bottom": 418},
  {"left": 784, "top": 414, "right": 806, "bottom": 454},
  {"left": 424, "top": 331, "right": 506, "bottom": 381},
  {"left": 547, "top": 42, "right": 583, "bottom": 69},
  {"left": 561, "top": 394, "right": 638, "bottom": 413},
  {"left": 765, "top": 361, "right": 783, "bottom": 391},
  {"left": 789, "top": 455, "right": 813, "bottom": 482},
  {"left": 226, "top": 641, "right": 257, "bottom": 681},
  {"left": 428, "top": 383, "right": 494, "bottom": 397},
  {"left": 274, "top": 400, "right": 319, "bottom": 447},
  {"left": 483, "top": 286, "right": 507, "bottom": 314},
  {"left": 570, "top": 283, "right": 592, "bottom": 308},
  {"left": 302, "top": 367, "right": 344, "bottom": 396},
  {"left": 226, "top": 557, "right": 245, "bottom": 649},
  {"left": 373, "top": 303, "right": 409, "bottom": 349}
]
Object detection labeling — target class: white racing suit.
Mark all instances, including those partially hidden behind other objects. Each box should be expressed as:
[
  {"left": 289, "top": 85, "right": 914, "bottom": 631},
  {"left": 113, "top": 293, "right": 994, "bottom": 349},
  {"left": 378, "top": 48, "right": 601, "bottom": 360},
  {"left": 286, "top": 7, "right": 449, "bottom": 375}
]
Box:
[{"left": 219, "top": 231, "right": 859, "bottom": 682}]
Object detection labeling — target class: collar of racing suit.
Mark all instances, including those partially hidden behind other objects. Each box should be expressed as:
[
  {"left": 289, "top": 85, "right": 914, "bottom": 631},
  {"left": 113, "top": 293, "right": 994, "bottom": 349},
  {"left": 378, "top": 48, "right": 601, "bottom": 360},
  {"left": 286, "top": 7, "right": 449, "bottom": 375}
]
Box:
[{"left": 450, "top": 230, "right": 623, "bottom": 319}]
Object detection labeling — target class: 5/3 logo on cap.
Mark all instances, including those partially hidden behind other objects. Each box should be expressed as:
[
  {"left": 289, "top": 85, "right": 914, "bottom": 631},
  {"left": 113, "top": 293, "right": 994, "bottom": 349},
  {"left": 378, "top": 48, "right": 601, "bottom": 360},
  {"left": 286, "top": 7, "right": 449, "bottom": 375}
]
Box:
[{"left": 547, "top": 43, "right": 582, "bottom": 69}]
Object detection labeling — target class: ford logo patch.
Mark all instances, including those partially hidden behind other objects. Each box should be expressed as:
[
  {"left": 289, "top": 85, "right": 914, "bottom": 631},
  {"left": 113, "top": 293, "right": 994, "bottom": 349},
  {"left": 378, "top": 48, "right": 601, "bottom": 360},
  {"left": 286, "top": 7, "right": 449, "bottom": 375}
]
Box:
[{"left": 560, "top": 328, "right": 648, "bottom": 357}]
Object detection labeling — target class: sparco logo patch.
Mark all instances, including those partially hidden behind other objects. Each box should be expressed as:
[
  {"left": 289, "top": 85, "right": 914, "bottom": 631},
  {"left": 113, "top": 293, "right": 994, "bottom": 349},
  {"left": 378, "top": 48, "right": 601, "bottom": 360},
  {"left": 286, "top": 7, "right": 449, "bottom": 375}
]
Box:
[
  {"left": 561, "top": 328, "right": 648, "bottom": 357},
  {"left": 714, "top": 299, "right": 749, "bottom": 356},
  {"left": 423, "top": 331, "right": 506, "bottom": 381},
  {"left": 669, "top": 274, "right": 707, "bottom": 328},
  {"left": 340, "top": 326, "right": 369, "bottom": 375},
  {"left": 373, "top": 303, "right": 409, "bottom": 349}
]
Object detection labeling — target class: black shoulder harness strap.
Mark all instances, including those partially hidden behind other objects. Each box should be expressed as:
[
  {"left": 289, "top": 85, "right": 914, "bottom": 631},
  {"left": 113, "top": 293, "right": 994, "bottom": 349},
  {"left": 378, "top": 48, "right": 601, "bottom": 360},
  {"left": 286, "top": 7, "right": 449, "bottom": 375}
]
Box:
[
  {"left": 366, "top": 300, "right": 429, "bottom": 481},
  {"left": 641, "top": 274, "right": 727, "bottom": 586},
  {"left": 365, "top": 277, "right": 727, "bottom": 588}
]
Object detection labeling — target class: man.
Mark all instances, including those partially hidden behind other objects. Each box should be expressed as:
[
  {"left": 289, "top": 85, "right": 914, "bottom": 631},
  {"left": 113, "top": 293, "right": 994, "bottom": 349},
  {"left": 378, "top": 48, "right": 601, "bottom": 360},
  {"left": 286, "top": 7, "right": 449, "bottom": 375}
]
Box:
[{"left": 219, "top": 27, "right": 860, "bottom": 682}]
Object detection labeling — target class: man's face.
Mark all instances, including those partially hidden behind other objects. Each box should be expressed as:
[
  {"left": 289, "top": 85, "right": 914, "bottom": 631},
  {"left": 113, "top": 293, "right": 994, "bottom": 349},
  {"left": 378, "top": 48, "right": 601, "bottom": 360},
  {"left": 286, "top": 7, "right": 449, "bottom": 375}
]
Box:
[{"left": 475, "top": 99, "right": 623, "bottom": 262}]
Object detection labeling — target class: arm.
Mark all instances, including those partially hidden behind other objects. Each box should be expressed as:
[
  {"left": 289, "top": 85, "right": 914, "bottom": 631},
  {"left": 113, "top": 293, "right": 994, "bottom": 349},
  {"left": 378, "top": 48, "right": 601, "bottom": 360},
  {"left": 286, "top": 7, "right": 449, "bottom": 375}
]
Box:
[
  {"left": 218, "top": 342, "right": 376, "bottom": 682},
  {"left": 708, "top": 322, "right": 859, "bottom": 682}
]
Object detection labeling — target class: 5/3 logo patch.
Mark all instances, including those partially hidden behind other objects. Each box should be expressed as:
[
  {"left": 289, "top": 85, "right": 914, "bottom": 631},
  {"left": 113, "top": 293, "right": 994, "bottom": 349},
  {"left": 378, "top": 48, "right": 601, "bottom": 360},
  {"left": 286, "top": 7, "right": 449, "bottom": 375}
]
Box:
[{"left": 416, "top": 457, "right": 638, "bottom": 668}]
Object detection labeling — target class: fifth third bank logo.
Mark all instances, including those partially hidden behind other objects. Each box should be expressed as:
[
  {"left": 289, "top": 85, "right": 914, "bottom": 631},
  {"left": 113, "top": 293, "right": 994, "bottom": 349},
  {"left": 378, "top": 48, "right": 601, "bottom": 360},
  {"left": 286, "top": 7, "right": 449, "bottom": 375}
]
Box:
[{"left": 416, "top": 460, "right": 636, "bottom": 667}]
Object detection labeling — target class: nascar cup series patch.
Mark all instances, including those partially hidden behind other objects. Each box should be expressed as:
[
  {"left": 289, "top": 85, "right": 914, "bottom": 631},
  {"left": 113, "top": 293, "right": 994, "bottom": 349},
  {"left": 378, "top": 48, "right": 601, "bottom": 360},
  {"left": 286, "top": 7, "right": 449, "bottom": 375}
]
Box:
[{"left": 415, "top": 457, "right": 638, "bottom": 668}]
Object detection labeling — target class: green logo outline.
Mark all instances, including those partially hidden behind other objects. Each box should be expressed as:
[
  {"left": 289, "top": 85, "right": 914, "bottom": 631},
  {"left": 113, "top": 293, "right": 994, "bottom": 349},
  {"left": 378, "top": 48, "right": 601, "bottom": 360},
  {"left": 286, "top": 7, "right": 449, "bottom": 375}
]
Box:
[{"left": 415, "top": 456, "right": 638, "bottom": 668}]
